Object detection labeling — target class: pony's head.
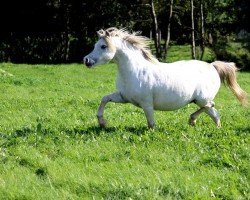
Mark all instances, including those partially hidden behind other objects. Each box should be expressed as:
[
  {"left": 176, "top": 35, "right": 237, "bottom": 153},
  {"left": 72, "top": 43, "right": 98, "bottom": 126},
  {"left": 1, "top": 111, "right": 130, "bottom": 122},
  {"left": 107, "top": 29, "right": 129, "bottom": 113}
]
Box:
[
  {"left": 83, "top": 27, "right": 157, "bottom": 67},
  {"left": 83, "top": 28, "right": 118, "bottom": 67}
]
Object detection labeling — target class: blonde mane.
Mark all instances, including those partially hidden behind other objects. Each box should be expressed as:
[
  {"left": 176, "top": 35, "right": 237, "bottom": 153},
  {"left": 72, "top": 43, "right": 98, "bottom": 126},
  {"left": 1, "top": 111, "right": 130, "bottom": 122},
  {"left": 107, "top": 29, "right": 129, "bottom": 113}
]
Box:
[{"left": 97, "top": 27, "right": 158, "bottom": 63}]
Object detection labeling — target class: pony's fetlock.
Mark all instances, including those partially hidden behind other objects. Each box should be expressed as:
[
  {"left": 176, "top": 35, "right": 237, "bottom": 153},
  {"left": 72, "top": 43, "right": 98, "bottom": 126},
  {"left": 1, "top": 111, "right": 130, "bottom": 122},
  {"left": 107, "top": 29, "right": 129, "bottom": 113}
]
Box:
[
  {"left": 97, "top": 115, "right": 107, "bottom": 128},
  {"left": 189, "top": 117, "right": 197, "bottom": 126}
]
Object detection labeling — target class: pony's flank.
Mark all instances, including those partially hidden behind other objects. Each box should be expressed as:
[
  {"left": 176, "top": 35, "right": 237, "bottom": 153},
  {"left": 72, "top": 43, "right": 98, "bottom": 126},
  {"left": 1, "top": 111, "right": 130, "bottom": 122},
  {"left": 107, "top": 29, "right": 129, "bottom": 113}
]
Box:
[
  {"left": 212, "top": 61, "right": 249, "bottom": 106},
  {"left": 98, "top": 27, "right": 158, "bottom": 63}
]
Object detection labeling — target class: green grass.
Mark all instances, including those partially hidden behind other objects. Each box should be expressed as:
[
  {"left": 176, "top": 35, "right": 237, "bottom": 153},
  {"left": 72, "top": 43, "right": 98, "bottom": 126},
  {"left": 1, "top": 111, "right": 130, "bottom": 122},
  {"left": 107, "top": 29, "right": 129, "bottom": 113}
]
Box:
[
  {"left": 150, "top": 43, "right": 216, "bottom": 63},
  {"left": 166, "top": 44, "right": 216, "bottom": 63},
  {"left": 151, "top": 42, "right": 250, "bottom": 70},
  {"left": 0, "top": 62, "right": 249, "bottom": 199}
]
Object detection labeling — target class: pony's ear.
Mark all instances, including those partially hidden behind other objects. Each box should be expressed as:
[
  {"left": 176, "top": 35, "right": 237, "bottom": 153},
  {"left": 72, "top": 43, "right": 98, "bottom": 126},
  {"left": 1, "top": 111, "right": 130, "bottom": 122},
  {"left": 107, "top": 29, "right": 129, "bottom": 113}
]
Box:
[
  {"left": 97, "top": 29, "right": 105, "bottom": 38},
  {"left": 105, "top": 27, "right": 118, "bottom": 37},
  {"left": 105, "top": 30, "right": 110, "bottom": 37}
]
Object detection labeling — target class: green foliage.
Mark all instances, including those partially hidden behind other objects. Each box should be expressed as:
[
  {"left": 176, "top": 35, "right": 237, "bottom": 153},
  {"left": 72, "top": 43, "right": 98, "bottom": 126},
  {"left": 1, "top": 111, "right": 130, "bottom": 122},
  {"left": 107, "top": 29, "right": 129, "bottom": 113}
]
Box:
[
  {"left": 150, "top": 43, "right": 216, "bottom": 63},
  {"left": 165, "top": 44, "right": 216, "bottom": 63},
  {"left": 0, "top": 0, "right": 249, "bottom": 64},
  {"left": 162, "top": 42, "right": 249, "bottom": 70},
  {"left": 213, "top": 42, "right": 250, "bottom": 69},
  {"left": 0, "top": 63, "right": 249, "bottom": 199}
]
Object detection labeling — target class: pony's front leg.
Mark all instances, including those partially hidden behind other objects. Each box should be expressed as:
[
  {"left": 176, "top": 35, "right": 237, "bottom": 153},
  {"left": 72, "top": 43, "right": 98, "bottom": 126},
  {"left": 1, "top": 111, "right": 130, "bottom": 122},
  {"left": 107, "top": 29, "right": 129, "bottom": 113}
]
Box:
[
  {"left": 97, "top": 92, "right": 127, "bottom": 128},
  {"left": 142, "top": 106, "right": 155, "bottom": 129}
]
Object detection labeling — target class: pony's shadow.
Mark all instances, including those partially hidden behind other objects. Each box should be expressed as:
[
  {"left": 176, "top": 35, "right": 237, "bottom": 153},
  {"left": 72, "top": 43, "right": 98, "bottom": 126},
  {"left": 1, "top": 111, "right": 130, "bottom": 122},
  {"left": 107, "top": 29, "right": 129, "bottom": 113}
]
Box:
[
  {"left": 73, "top": 126, "right": 117, "bottom": 135},
  {"left": 124, "top": 126, "right": 151, "bottom": 135},
  {"left": 67, "top": 125, "right": 150, "bottom": 137}
]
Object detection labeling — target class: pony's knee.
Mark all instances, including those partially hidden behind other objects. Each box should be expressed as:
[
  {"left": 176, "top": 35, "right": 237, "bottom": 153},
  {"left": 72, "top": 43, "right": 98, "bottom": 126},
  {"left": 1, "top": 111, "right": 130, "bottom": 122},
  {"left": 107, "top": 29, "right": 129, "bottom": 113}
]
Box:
[
  {"left": 101, "top": 95, "right": 111, "bottom": 103},
  {"left": 204, "top": 101, "right": 215, "bottom": 108},
  {"left": 195, "top": 99, "right": 215, "bottom": 108}
]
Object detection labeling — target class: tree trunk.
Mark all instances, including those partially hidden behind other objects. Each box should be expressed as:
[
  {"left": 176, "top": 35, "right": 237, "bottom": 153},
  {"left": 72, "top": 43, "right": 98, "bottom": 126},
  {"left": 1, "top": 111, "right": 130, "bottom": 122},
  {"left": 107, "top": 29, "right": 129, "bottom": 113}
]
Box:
[
  {"left": 60, "top": 0, "right": 71, "bottom": 62},
  {"left": 163, "top": 0, "right": 173, "bottom": 61},
  {"left": 200, "top": 0, "right": 205, "bottom": 60},
  {"left": 190, "top": 0, "right": 196, "bottom": 59},
  {"left": 150, "top": 0, "right": 161, "bottom": 58}
]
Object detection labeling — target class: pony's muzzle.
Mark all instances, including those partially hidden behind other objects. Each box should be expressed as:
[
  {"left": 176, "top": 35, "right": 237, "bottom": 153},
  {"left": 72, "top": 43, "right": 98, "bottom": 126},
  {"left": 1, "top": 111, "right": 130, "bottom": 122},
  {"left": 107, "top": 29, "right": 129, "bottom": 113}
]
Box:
[{"left": 84, "top": 57, "right": 95, "bottom": 68}]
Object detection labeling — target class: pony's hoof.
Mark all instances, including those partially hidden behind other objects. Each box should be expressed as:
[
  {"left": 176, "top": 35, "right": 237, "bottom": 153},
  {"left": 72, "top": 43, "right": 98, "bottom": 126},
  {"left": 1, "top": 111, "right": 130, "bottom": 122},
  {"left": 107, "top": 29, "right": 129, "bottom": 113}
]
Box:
[
  {"left": 189, "top": 118, "right": 196, "bottom": 126},
  {"left": 99, "top": 123, "right": 107, "bottom": 128},
  {"left": 216, "top": 121, "right": 221, "bottom": 128},
  {"left": 147, "top": 122, "right": 155, "bottom": 129},
  {"left": 98, "top": 119, "right": 107, "bottom": 128},
  {"left": 148, "top": 125, "right": 155, "bottom": 130}
]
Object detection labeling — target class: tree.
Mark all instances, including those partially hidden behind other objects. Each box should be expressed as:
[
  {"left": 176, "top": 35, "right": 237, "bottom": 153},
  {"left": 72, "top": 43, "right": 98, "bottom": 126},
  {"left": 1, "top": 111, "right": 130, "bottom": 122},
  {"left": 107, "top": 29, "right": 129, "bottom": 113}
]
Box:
[
  {"left": 0, "top": 0, "right": 249, "bottom": 67},
  {"left": 190, "top": 0, "right": 196, "bottom": 59},
  {"left": 163, "top": 0, "right": 173, "bottom": 60},
  {"left": 199, "top": 0, "right": 205, "bottom": 60},
  {"left": 150, "top": 0, "right": 161, "bottom": 58}
]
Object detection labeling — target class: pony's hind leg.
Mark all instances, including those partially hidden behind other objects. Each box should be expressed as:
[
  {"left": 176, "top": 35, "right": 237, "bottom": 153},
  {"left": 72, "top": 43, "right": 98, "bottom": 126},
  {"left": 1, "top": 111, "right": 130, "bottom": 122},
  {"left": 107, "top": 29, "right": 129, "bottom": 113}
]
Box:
[
  {"left": 189, "top": 101, "right": 221, "bottom": 127},
  {"left": 205, "top": 107, "right": 221, "bottom": 127},
  {"left": 189, "top": 107, "right": 206, "bottom": 126}
]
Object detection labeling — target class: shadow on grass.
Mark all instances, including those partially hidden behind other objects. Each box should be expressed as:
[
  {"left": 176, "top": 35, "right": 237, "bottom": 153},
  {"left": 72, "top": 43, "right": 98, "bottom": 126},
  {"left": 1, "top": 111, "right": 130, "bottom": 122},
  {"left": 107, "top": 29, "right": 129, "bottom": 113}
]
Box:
[
  {"left": 236, "top": 126, "right": 250, "bottom": 134},
  {"left": 65, "top": 126, "right": 118, "bottom": 136},
  {"left": 124, "top": 126, "right": 152, "bottom": 135},
  {"left": 0, "top": 123, "right": 171, "bottom": 147},
  {"left": 83, "top": 125, "right": 170, "bottom": 135},
  {"left": 64, "top": 125, "right": 150, "bottom": 136},
  {"left": 61, "top": 124, "right": 161, "bottom": 138}
]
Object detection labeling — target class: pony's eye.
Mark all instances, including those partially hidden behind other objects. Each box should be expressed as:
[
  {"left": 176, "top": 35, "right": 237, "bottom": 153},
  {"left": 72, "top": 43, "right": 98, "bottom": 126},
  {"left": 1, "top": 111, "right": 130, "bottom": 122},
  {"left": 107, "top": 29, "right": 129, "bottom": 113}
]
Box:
[{"left": 101, "top": 45, "right": 107, "bottom": 49}]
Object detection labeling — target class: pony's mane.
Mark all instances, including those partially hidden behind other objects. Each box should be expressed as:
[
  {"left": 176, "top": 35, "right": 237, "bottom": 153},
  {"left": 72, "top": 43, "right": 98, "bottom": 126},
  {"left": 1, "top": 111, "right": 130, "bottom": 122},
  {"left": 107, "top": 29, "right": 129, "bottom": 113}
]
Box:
[{"left": 97, "top": 27, "right": 158, "bottom": 63}]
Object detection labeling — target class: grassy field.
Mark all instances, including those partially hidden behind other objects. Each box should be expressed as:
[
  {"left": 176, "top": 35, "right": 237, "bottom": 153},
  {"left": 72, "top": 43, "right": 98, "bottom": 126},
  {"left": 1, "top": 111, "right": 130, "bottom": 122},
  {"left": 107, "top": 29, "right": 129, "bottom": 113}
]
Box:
[
  {"left": 149, "top": 43, "right": 216, "bottom": 63},
  {"left": 0, "top": 62, "right": 249, "bottom": 199}
]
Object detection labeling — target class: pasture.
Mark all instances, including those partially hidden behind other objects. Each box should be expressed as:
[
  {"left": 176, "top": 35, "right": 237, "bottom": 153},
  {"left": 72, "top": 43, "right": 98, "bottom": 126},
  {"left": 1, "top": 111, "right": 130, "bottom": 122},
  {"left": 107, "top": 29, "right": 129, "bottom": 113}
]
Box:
[{"left": 0, "top": 62, "right": 249, "bottom": 199}]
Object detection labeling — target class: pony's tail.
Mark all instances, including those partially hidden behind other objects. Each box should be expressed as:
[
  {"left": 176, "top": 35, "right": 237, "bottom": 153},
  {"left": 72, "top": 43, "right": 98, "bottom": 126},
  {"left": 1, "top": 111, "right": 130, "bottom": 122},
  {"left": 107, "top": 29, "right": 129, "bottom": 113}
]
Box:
[{"left": 212, "top": 61, "right": 249, "bottom": 106}]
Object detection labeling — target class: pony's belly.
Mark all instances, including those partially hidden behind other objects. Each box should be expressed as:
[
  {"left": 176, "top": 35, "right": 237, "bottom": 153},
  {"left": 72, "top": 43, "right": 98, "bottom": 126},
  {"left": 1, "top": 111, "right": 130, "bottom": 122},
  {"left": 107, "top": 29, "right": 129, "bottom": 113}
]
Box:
[
  {"left": 120, "top": 86, "right": 193, "bottom": 111},
  {"left": 152, "top": 87, "right": 194, "bottom": 111},
  {"left": 153, "top": 100, "right": 189, "bottom": 111}
]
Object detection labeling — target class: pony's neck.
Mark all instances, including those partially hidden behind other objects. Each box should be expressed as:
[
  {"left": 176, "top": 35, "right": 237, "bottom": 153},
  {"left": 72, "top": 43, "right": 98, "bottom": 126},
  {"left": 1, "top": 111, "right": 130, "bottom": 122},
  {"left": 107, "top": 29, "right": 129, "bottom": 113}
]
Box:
[{"left": 113, "top": 39, "right": 148, "bottom": 73}]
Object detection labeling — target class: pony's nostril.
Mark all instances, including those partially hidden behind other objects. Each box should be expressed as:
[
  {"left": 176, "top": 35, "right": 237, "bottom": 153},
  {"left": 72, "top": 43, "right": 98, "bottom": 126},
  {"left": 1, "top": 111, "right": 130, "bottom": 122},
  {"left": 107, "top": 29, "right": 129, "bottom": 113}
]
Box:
[
  {"left": 84, "top": 57, "right": 94, "bottom": 67},
  {"left": 84, "top": 57, "right": 88, "bottom": 64}
]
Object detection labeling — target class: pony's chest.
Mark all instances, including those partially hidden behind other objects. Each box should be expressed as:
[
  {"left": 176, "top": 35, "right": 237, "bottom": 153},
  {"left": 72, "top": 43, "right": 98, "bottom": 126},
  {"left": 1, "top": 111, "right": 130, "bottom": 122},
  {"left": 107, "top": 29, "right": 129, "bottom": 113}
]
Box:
[
  {"left": 116, "top": 75, "right": 151, "bottom": 105},
  {"left": 117, "top": 78, "right": 144, "bottom": 95}
]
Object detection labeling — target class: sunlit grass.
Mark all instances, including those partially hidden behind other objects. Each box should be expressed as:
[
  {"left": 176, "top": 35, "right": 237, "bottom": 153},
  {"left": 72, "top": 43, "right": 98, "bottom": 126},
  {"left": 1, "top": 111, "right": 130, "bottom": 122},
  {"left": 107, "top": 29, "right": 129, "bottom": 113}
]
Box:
[{"left": 0, "top": 63, "right": 249, "bottom": 199}]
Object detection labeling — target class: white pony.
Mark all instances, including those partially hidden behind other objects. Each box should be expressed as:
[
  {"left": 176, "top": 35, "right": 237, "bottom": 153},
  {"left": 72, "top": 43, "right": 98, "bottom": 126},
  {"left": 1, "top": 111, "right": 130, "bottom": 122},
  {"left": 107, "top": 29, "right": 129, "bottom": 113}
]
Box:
[{"left": 83, "top": 27, "right": 248, "bottom": 128}]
